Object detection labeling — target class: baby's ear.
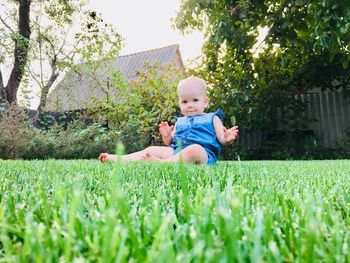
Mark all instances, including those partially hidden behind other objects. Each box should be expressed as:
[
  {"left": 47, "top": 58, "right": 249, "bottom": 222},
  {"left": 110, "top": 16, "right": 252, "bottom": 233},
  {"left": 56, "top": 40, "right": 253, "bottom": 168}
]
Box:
[{"left": 205, "top": 97, "right": 210, "bottom": 106}]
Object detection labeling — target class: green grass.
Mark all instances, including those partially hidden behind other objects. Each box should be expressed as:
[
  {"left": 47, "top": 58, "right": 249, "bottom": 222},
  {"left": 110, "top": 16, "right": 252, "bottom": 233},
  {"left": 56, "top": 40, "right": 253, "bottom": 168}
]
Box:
[{"left": 0, "top": 159, "right": 349, "bottom": 262}]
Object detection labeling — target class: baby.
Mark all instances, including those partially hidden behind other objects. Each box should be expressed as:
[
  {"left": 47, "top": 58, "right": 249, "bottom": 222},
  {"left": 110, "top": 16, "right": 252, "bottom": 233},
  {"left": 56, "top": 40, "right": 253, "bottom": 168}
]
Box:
[{"left": 99, "top": 76, "right": 238, "bottom": 165}]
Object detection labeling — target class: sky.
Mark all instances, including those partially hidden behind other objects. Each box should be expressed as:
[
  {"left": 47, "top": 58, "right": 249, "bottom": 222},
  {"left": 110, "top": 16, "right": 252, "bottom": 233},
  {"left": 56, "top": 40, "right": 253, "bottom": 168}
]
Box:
[
  {"left": 15, "top": 0, "right": 204, "bottom": 108},
  {"left": 87, "top": 0, "right": 204, "bottom": 65}
]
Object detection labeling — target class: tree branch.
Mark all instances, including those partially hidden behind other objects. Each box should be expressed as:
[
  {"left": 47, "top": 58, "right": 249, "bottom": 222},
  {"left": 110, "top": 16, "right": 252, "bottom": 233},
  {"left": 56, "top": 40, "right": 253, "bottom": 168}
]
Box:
[
  {"left": 27, "top": 66, "right": 43, "bottom": 89},
  {"left": 56, "top": 25, "right": 71, "bottom": 57},
  {"left": 0, "top": 39, "right": 12, "bottom": 49},
  {"left": 0, "top": 15, "right": 15, "bottom": 34},
  {"left": 37, "top": 56, "right": 59, "bottom": 111}
]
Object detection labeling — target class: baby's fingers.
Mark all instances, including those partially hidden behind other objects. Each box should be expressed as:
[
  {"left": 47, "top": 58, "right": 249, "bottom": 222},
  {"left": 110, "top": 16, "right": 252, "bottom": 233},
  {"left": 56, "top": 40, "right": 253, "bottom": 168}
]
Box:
[
  {"left": 159, "top": 122, "right": 171, "bottom": 130},
  {"left": 229, "top": 126, "right": 239, "bottom": 134},
  {"left": 159, "top": 121, "right": 167, "bottom": 127}
]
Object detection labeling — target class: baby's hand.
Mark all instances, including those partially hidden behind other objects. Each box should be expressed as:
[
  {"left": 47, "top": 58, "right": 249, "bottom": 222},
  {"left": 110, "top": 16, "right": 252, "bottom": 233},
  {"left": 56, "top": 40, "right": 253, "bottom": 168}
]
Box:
[
  {"left": 223, "top": 126, "right": 239, "bottom": 144},
  {"left": 159, "top": 121, "right": 173, "bottom": 137}
]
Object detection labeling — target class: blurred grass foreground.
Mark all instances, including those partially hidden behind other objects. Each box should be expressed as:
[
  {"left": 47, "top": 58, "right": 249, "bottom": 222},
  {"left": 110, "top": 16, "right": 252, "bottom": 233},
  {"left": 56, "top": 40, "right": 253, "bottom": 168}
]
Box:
[{"left": 0, "top": 159, "right": 349, "bottom": 262}]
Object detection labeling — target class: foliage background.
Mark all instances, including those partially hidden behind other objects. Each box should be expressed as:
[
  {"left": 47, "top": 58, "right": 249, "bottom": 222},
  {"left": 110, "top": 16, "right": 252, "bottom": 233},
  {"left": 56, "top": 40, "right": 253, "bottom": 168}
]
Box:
[{"left": 175, "top": 0, "right": 350, "bottom": 159}]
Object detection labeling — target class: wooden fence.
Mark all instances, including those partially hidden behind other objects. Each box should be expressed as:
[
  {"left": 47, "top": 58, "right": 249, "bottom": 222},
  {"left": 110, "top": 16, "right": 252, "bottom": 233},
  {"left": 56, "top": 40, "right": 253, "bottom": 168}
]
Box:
[{"left": 237, "top": 90, "right": 350, "bottom": 149}]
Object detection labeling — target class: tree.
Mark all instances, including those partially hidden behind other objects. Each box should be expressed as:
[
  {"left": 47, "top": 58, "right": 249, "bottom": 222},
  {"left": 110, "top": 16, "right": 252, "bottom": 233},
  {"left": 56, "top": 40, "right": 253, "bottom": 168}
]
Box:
[
  {"left": 0, "top": 0, "right": 123, "bottom": 111},
  {"left": 174, "top": 0, "right": 350, "bottom": 129},
  {"left": 0, "top": 0, "right": 31, "bottom": 104}
]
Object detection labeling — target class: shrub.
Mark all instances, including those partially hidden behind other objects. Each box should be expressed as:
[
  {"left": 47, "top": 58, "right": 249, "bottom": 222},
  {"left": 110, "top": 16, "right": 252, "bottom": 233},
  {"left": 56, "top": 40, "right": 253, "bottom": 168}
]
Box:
[
  {"left": 118, "top": 120, "right": 152, "bottom": 154},
  {"left": 92, "top": 63, "right": 184, "bottom": 148},
  {"left": 337, "top": 127, "right": 350, "bottom": 158},
  {"left": 0, "top": 105, "right": 122, "bottom": 160},
  {"left": 21, "top": 129, "right": 56, "bottom": 159},
  {"left": 51, "top": 121, "right": 121, "bottom": 159},
  {"left": 0, "top": 104, "right": 35, "bottom": 159}
]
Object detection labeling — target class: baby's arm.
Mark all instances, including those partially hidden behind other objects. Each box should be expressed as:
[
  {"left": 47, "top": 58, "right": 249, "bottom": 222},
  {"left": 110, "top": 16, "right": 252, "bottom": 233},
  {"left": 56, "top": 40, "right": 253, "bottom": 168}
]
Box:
[
  {"left": 213, "top": 115, "right": 239, "bottom": 145},
  {"left": 159, "top": 121, "right": 175, "bottom": 146}
]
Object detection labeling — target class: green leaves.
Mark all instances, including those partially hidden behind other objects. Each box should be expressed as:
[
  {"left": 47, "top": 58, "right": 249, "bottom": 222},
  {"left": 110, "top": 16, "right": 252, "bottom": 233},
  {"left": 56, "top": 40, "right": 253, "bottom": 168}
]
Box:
[
  {"left": 92, "top": 63, "right": 184, "bottom": 146},
  {"left": 295, "top": 0, "right": 308, "bottom": 6},
  {"left": 175, "top": 0, "right": 350, "bottom": 136}
]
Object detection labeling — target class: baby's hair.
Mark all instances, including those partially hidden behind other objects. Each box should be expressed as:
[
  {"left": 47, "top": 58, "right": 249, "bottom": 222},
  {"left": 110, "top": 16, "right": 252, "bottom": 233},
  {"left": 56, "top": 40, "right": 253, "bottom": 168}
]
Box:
[{"left": 177, "top": 76, "right": 207, "bottom": 95}]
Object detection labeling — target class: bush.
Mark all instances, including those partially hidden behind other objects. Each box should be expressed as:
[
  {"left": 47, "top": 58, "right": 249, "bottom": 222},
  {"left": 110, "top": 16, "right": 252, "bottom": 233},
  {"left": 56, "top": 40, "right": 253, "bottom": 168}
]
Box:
[
  {"left": 0, "top": 105, "right": 35, "bottom": 159},
  {"left": 50, "top": 122, "right": 121, "bottom": 159},
  {"left": 118, "top": 120, "right": 152, "bottom": 154},
  {"left": 0, "top": 105, "right": 122, "bottom": 160},
  {"left": 219, "top": 142, "right": 242, "bottom": 161},
  {"left": 92, "top": 63, "right": 184, "bottom": 146},
  {"left": 263, "top": 130, "right": 321, "bottom": 160},
  {"left": 21, "top": 129, "right": 56, "bottom": 159},
  {"left": 336, "top": 127, "right": 350, "bottom": 158}
]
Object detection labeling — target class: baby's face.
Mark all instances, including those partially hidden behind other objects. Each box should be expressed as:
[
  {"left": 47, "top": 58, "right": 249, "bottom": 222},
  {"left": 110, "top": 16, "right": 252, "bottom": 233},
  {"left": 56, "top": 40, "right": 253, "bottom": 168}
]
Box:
[{"left": 178, "top": 87, "right": 208, "bottom": 116}]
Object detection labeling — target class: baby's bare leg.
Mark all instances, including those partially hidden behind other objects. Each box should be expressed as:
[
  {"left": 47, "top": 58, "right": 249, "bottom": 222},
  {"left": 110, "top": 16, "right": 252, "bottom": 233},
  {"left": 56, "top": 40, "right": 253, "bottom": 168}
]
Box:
[
  {"left": 122, "top": 146, "right": 174, "bottom": 161},
  {"left": 154, "top": 144, "right": 208, "bottom": 165}
]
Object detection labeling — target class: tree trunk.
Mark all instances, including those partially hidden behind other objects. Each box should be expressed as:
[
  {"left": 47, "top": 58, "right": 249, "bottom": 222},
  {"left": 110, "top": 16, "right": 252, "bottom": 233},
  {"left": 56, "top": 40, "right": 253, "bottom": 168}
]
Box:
[
  {"left": 37, "top": 59, "right": 59, "bottom": 112},
  {"left": 4, "top": 0, "right": 31, "bottom": 104},
  {"left": 0, "top": 69, "right": 5, "bottom": 100}
]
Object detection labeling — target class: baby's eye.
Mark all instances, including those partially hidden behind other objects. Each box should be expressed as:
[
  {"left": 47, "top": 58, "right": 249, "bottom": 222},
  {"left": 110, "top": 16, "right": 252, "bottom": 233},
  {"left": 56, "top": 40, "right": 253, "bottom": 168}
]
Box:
[
  {"left": 193, "top": 99, "right": 199, "bottom": 102},
  {"left": 182, "top": 100, "right": 187, "bottom": 104}
]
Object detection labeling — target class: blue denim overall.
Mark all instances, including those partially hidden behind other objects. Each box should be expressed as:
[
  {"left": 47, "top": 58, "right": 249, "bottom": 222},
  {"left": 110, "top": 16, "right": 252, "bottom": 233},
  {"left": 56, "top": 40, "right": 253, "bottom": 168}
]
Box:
[{"left": 170, "top": 109, "right": 223, "bottom": 165}]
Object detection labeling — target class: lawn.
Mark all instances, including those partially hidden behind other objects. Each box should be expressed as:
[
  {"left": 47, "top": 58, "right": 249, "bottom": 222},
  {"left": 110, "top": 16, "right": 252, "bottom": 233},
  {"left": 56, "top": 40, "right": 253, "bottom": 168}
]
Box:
[{"left": 0, "top": 159, "right": 349, "bottom": 262}]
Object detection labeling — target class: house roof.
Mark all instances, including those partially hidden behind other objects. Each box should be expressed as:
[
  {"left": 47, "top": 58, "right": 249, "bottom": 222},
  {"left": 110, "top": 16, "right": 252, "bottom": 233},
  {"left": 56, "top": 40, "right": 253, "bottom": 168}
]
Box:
[{"left": 46, "top": 44, "right": 185, "bottom": 111}]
